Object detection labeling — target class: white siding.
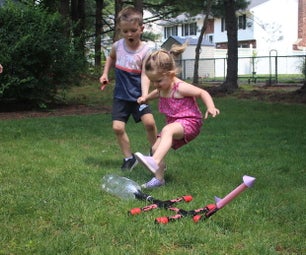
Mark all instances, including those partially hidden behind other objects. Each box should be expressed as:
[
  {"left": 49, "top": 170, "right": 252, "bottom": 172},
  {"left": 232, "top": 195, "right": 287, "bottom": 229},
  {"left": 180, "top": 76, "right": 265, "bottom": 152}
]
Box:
[
  {"left": 181, "top": 46, "right": 215, "bottom": 79},
  {"left": 214, "top": 0, "right": 298, "bottom": 55},
  {"left": 252, "top": 0, "right": 298, "bottom": 55},
  {"left": 158, "top": 0, "right": 302, "bottom": 78}
]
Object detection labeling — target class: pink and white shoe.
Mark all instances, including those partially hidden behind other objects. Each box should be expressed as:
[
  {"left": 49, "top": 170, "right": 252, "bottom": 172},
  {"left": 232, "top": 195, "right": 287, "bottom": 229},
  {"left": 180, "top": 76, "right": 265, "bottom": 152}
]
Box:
[
  {"left": 134, "top": 152, "right": 159, "bottom": 174},
  {"left": 141, "top": 177, "right": 165, "bottom": 189}
]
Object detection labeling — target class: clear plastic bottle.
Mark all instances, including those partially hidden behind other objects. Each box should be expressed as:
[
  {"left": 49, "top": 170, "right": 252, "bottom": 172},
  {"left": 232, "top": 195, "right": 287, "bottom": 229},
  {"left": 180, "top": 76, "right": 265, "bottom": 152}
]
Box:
[{"left": 101, "top": 174, "right": 141, "bottom": 200}]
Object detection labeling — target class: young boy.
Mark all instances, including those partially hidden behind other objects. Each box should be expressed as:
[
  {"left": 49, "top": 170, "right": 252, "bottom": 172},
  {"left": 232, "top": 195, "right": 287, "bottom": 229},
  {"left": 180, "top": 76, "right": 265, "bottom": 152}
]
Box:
[{"left": 99, "top": 6, "right": 157, "bottom": 171}]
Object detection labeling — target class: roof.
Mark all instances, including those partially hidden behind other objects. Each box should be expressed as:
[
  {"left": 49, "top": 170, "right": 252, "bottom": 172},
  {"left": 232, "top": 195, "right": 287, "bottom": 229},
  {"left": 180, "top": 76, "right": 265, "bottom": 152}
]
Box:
[
  {"left": 248, "top": 0, "right": 269, "bottom": 8},
  {"left": 158, "top": 13, "right": 205, "bottom": 26},
  {"left": 161, "top": 36, "right": 214, "bottom": 49}
]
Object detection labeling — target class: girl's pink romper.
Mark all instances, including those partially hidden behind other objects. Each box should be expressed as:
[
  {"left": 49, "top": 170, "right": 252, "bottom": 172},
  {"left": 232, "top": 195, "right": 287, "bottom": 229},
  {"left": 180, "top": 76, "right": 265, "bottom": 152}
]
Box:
[{"left": 158, "top": 82, "right": 203, "bottom": 149}]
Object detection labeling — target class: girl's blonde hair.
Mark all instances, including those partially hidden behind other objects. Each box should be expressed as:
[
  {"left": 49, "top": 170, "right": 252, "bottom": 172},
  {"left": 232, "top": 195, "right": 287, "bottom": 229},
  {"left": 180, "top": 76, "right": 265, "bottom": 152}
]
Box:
[{"left": 144, "top": 43, "right": 187, "bottom": 75}]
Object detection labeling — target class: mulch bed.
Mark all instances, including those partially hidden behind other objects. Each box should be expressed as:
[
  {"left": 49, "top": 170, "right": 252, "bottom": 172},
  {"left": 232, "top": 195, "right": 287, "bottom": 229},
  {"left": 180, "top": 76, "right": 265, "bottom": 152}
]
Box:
[
  {"left": 0, "top": 85, "right": 305, "bottom": 120},
  {"left": 0, "top": 104, "right": 111, "bottom": 120}
]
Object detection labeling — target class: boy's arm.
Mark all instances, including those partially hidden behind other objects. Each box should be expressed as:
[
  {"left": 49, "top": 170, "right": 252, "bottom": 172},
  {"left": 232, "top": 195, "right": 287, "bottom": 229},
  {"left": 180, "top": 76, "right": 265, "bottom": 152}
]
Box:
[{"left": 99, "top": 46, "right": 116, "bottom": 84}]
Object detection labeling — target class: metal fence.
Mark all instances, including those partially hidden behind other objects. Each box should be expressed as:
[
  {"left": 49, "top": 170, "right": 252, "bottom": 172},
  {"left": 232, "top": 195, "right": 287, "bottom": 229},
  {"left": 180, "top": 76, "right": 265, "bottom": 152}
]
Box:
[{"left": 180, "top": 54, "right": 306, "bottom": 84}]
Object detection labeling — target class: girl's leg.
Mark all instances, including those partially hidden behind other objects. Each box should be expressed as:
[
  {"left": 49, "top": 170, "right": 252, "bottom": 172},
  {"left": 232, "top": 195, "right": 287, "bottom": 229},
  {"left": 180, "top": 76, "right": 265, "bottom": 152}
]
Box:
[
  {"left": 135, "top": 122, "right": 184, "bottom": 188},
  {"left": 150, "top": 138, "right": 165, "bottom": 180},
  {"left": 153, "top": 123, "right": 184, "bottom": 181},
  {"left": 153, "top": 122, "right": 184, "bottom": 166},
  {"left": 140, "top": 113, "right": 157, "bottom": 147},
  {"left": 135, "top": 122, "right": 184, "bottom": 170}
]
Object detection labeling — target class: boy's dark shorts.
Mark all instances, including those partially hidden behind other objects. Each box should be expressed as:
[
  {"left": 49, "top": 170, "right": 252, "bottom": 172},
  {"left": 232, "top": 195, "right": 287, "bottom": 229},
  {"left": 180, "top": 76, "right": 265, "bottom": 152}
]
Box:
[{"left": 112, "top": 98, "right": 153, "bottom": 123}]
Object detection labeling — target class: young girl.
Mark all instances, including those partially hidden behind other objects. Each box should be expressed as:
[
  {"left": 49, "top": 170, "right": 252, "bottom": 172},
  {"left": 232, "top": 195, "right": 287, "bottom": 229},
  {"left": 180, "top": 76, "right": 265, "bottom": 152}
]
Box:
[{"left": 135, "top": 44, "right": 220, "bottom": 188}]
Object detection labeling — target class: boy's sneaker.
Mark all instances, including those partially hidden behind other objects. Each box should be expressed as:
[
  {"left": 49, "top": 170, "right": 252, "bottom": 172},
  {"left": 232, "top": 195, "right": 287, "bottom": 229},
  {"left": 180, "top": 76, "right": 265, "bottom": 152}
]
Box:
[
  {"left": 134, "top": 152, "right": 159, "bottom": 174},
  {"left": 141, "top": 177, "right": 165, "bottom": 189},
  {"left": 121, "top": 154, "right": 138, "bottom": 171}
]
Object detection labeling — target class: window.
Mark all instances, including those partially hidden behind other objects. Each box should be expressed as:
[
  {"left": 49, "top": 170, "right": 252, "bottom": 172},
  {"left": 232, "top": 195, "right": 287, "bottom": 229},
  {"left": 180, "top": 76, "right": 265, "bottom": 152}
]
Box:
[
  {"left": 208, "top": 35, "right": 214, "bottom": 44},
  {"left": 164, "top": 26, "right": 178, "bottom": 38},
  {"left": 182, "top": 22, "right": 197, "bottom": 36},
  {"left": 221, "top": 15, "right": 247, "bottom": 32},
  {"left": 204, "top": 34, "right": 214, "bottom": 44},
  {"left": 221, "top": 18, "right": 226, "bottom": 32},
  {"left": 238, "top": 14, "right": 246, "bottom": 30}
]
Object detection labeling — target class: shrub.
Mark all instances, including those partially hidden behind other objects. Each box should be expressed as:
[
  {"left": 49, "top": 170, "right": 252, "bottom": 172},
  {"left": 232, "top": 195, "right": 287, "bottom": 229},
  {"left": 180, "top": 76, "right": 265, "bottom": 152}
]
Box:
[
  {"left": 0, "top": 1, "right": 86, "bottom": 105},
  {"left": 302, "top": 57, "right": 306, "bottom": 80}
]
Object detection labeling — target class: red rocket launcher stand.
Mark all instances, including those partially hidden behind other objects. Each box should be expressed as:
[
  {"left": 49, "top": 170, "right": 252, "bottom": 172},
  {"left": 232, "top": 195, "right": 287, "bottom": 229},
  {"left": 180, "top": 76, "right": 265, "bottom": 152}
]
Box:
[
  {"left": 155, "top": 175, "right": 256, "bottom": 224},
  {"left": 129, "top": 175, "right": 256, "bottom": 224},
  {"left": 129, "top": 194, "right": 193, "bottom": 215},
  {"left": 155, "top": 203, "right": 218, "bottom": 224}
]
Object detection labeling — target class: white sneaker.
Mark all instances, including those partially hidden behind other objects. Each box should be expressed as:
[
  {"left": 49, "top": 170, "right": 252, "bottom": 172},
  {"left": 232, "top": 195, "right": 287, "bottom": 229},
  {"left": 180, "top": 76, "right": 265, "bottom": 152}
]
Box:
[
  {"left": 134, "top": 152, "right": 159, "bottom": 174},
  {"left": 141, "top": 177, "right": 165, "bottom": 189}
]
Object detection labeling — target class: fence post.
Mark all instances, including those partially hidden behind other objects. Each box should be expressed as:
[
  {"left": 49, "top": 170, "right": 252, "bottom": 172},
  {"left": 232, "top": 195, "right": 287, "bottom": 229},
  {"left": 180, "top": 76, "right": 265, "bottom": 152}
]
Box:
[{"left": 269, "top": 49, "right": 278, "bottom": 85}]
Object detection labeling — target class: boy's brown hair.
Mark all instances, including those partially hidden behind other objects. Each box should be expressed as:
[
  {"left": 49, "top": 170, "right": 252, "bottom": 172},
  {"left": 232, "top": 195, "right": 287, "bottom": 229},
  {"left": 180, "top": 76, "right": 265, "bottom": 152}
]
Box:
[{"left": 117, "top": 6, "right": 143, "bottom": 26}]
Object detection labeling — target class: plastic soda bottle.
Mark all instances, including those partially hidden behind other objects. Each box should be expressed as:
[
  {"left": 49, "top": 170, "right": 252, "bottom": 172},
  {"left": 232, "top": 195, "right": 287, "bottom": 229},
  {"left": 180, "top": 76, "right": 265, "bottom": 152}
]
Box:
[{"left": 101, "top": 174, "right": 141, "bottom": 199}]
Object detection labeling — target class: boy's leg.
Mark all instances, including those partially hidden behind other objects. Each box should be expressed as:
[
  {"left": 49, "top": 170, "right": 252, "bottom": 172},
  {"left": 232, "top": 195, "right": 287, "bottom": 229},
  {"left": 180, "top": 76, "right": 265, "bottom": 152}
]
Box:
[
  {"left": 112, "top": 120, "right": 131, "bottom": 158},
  {"left": 112, "top": 120, "right": 137, "bottom": 170},
  {"left": 112, "top": 99, "right": 138, "bottom": 170}
]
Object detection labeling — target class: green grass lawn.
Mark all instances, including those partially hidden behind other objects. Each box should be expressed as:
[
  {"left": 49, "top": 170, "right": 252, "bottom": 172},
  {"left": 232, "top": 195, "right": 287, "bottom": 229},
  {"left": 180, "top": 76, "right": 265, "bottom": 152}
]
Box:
[{"left": 0, "top": 84, "right": 305, "bottom": 254}]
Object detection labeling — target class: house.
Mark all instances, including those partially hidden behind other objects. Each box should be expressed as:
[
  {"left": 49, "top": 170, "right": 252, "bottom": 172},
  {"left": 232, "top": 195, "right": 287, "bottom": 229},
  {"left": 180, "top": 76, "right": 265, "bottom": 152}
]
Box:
[
  {"left": 214, "top": 0, "right": 301, "bottom": 55},
  {"left": 161, "top": 36, "right": 215, "bottom": 79},
  {"left": 294, "top": 0, "right": 306, "bottom": 50},
  {"left": 158, "top": 0, "right": 306, "bottom": 78},
  {"left": 157, "top": 13, "right": 216, "bottom": 78}
]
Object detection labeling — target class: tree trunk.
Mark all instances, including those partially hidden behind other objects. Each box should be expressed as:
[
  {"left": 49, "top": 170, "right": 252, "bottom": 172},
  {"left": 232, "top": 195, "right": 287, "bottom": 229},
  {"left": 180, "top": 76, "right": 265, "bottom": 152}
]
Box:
[
  {"left": 221, "top": 0, "right": 238, "bottom": 93},
  {"left": 59, "top": 0, "right": 70, "bottom": 19},
  {"left": 113, "top": 0, "right": 124, "bottom": 42},
  {"left": 133, "top": 0, "right": 143, "bottom": 14},
  {"left": 298, "top": 80, "right": 306, "bottom": 93},
  {"left": 192, "top": 17, "right": 207, "bottom": 86},
  {"left": 59, "top": 0, "right": 70, "bottom": 37},
  {"left": 95, "top": 0, "right": 103, "bottom": 67},
  {"left": 71, "top": 0, "right": 86, "bottom": 54},
  {"left": 193, "top": 0, "right": 212, "bottom": 85},
  {"left": 41, "top": 0, "right": 57, "bottom": 12}
]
